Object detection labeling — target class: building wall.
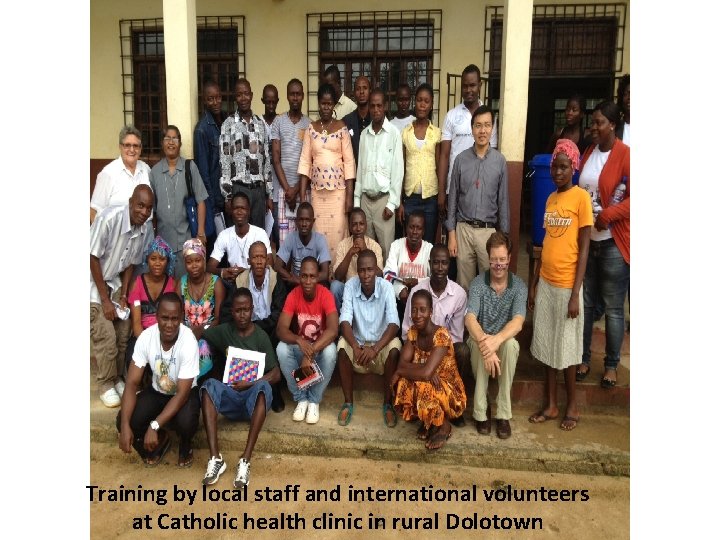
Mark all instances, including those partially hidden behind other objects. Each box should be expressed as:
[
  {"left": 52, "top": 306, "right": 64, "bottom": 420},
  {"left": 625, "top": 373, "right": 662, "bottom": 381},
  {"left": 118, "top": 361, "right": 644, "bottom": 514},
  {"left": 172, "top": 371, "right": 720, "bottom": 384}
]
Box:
[{"left": 90, "top": 0, "right": 629, "bottom": 159}]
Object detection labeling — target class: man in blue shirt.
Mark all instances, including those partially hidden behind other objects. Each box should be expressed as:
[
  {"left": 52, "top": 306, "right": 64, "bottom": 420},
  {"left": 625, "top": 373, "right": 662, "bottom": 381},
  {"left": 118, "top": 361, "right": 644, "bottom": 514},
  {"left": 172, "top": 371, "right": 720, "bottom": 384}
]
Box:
[
  {"left": 193, "top": 80, "right": 226, "bottom": 250},
  {"left": 336, "top": 250, "right": 402, "bottom": 428},
  {"left": 274, "top": 202, "right": 331, "bottom": 289}
]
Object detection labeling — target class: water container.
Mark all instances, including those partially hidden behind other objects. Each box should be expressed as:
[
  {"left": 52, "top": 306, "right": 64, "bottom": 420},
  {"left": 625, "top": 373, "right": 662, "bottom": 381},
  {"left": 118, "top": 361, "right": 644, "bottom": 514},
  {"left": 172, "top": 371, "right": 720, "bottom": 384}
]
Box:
[{"left": 527, "top": 154, "right": 580, "bottom": 246}]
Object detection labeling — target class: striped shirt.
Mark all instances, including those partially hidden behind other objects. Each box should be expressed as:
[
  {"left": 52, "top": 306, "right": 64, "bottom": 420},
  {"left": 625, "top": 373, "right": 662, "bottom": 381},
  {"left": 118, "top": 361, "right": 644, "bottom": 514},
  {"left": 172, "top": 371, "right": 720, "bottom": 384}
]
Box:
[
  {"left": 270, "top": 113, "right": 311, "bottom": 192},
  {"left": 339, "top": 277, "right": 399, "bottom": 344},
  {"left": 89, "top": 204, "right": 153, "bottom": 303},
  {"left": 466, "top": 271, "right": 527, "bottom": 335}
]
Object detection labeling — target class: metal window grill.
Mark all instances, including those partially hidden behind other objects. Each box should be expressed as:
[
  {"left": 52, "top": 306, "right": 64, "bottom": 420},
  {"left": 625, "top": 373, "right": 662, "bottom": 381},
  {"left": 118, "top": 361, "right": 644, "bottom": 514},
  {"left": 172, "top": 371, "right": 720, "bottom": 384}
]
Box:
[
  {"left": 483, "top": 3, "right": 627, "bottom": 82},
  {"left": 307, "top": 10, "right": 442, "bottom": 120},
  {"left": 119, "top": 16, "right": 245, "bottom": 159}
]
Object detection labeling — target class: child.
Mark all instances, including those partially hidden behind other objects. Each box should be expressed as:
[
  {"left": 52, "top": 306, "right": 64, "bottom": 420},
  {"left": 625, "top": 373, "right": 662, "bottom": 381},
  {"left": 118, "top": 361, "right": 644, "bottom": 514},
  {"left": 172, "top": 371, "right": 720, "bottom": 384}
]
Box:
[{"left": 528, "top": 139, "right": 591, "bottom": 431}]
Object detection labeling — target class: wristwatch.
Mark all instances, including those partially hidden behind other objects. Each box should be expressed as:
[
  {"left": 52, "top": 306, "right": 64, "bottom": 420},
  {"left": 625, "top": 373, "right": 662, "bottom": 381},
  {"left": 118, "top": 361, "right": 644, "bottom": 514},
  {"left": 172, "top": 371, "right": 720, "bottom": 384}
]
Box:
[{"left": 150, "top": 420, "right": 160, "bottom": 431}]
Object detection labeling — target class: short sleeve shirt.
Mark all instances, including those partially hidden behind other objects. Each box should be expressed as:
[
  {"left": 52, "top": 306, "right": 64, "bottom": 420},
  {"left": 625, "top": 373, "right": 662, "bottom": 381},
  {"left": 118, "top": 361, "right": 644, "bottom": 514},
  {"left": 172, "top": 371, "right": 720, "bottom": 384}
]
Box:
[
  {"left": 281, "top": 285, "right": 336, "bottom": 343},
  {"left": 277, "top": 231, "right": 331, "bottom": 276},
  {"left": 202, "top": 323, "right": 278, "bottom": 373},
  {"left": 270, "top": 113, "right": 311, "bottom": 190},
  {"left": 132, "top": 324, "right": 200, "bottom": 394},
  {"left": 333, "top": 235, "right": 384, "bottom": 280},
  {"left": 466, "top": 271, "right": 528, "bottom": 336},
  {"left": 210, "top": 224, "right": 271, "bottom": 268}
]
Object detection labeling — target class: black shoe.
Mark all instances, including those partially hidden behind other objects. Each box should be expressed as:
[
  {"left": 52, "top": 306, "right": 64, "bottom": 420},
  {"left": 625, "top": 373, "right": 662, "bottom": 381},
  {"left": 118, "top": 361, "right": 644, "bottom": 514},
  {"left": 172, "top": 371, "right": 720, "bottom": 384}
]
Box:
[
  {"left": 475, "top": 419, "right": 491, "bottom": 435},
  {"left": 450, "top": 416, "right": 466, "bottom": 427},
  {"left": 496, "top": 419, "right": 512, "bottom": 439},
  {"left": 271, "top": 383, "right": 285, "bottom": 413}
]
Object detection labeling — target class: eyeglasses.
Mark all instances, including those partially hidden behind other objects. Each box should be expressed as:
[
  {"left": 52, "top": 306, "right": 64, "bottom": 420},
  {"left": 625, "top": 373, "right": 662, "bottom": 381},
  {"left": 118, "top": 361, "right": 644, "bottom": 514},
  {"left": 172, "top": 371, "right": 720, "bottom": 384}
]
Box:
[
  {"left": 472, "top": 123, "right": 493, "bottom": 131},
  {"left": 121, "top": 143, "right": 141, "bottom": 150},
  {"left": 163, "top": 137, "right": 180, "bottom": 144}
]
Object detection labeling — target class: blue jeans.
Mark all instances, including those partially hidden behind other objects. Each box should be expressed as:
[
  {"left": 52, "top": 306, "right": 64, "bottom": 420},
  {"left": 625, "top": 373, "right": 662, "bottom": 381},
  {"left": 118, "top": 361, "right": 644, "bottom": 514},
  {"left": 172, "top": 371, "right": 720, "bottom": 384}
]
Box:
[
  {"left": 581, "top": 239, "right": 629, "bottom": 370},
  {"left": 330, "top": 280, "right": 345, "bottom": 313},
  {"left": 403, "top": 193, "right": 438, "bottom": 244},
  {"left": 276, "top": 341, "right": 337, "bottom": 404}
]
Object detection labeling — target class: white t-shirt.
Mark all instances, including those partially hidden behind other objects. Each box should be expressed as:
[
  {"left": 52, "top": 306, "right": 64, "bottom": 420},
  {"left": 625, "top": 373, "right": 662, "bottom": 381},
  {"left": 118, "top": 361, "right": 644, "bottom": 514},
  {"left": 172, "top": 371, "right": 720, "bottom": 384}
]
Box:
[
  {"left": 133, "top": 324, "right": 199, "bottom": 394},
  {"left": 621, "top": 123, "right": 631, "bottom": 147},
  {"left": 210, "top": 224, "right": 271, "bottom": 267},
  {"left": 578, "top": 146, "right": 612, "bottom": 242},
  {"left": 391, "top": 115, "right": 415, "bottom": 132}
]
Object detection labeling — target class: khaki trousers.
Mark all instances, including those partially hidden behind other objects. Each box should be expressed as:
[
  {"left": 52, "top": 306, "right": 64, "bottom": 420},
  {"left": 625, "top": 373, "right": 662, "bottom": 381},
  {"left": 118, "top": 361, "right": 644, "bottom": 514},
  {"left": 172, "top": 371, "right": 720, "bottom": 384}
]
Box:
[
  {"left": 90, "top": 288, "right": 131, "bottom": 393},
  {"left": 468, "top": 336, "right": 519, "bottom": 421},
  {"left": 361, "top": 192, "right": 395, "bottom": 262},
  {"left": 456, "top": 222, "right": 495, "bottom": 290}
]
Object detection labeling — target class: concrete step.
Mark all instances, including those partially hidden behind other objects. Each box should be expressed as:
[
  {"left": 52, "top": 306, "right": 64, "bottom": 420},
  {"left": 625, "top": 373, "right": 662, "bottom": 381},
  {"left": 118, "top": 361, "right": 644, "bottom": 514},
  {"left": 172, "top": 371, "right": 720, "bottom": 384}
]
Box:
[{"left": 91, "top": 382, "right": 629, "bottom": 478}]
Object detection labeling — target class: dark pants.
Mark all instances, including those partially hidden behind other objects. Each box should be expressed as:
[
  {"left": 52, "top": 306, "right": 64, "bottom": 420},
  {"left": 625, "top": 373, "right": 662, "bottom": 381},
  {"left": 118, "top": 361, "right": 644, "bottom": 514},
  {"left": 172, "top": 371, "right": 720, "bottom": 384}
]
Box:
[
  {"left": 116, "top": 386, "right": 200, "bottom": 458},
  {"left": 235, "top": 183, "right": 266, "bottom": 230},
  {"left": 403, "top": 193, "right": 438, "bottom": 244}
]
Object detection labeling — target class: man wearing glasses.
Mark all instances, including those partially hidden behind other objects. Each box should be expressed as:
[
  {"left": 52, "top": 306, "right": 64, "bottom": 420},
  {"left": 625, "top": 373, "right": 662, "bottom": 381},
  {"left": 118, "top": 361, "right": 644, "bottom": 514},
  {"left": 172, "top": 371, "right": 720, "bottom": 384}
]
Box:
[
  {"left": 446, "top": 105, "right": 509, "bottom": 290},
  {"left": 464, "top": 232, "right": 526, "bottom": 440}
]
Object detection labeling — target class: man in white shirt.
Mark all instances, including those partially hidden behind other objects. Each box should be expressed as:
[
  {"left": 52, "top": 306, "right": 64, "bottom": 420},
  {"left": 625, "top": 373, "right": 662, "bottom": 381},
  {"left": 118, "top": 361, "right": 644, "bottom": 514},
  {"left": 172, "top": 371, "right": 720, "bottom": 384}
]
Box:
[
  {"left": 390, "top": 84, "right": 415, "bottom": 132},
  {"left": 383, "top": 211, "right": 432, "bottom": 302},
  {"left": 90, "top": 185, "right": 154, "bottom": 408},
  {"left": 324, "top": 65, "right": 357, "bottom": 120},
  {"left": 354, "top": 89, "right": 404, "bottom": 261},
  {"left": 438, "top": 64, "right": 497, "bottom": 216},
  {"left": 207, "top": 192, "right": 272, "bottom": 281},
  {"left": 117, "top": 292, "right": 200, "bottom": 467}
]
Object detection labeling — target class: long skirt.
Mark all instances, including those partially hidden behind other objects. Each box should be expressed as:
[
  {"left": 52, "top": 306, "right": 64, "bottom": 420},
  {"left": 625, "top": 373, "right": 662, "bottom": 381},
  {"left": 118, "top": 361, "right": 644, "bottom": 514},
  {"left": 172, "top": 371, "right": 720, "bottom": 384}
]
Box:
[{"left": 310, "top": 187, "right": 347, "bottom": 263}]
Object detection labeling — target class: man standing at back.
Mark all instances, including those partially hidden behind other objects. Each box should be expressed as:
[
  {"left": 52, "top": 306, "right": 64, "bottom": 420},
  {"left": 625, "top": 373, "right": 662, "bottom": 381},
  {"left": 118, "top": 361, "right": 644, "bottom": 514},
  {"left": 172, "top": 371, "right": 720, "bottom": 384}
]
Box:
[
  {"left": 342, "top": 76, "right": 372, "bottom": 164},
  {"left": 446, "top": 106, "right": 509, "bottom": 290},
  {"left": 261, "top": 84, "right": 280, "bottom": 248},
  {"left": 271, "top": 79, "right": 311, "bottom": 246},
  {"left": 193, "top": 80, "right": 226, "bottom": 244},
  {"left": 438, "top": 64, "right": 497, "bottom": 217},
  {"left": 354, "top": 89, "right": 404, "bottom": 261},
  {"left": 219, "top": 78, "right": 273, "bottom": 230},
  {"left": 324, "top": 65, "right": 356, "bottom": 121},
  {"left": 90, "top": 185, "right": 155, "bottom": 407}
]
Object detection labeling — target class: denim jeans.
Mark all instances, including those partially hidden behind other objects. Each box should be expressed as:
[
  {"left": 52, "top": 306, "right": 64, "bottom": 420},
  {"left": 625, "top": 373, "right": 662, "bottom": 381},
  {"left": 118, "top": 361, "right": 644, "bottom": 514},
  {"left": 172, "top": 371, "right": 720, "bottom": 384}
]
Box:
[
  {"left": 581, "top": 239, "right": 629, "bottom": 370},
  {"left": 276, "top": 341, "right": 337, "bottom": 404},
  {"left": 403, "top": 193, "right": 438, "bottom": 244},
  {"left": 330, "top": 280, "right": 345, "bottom": 313}
]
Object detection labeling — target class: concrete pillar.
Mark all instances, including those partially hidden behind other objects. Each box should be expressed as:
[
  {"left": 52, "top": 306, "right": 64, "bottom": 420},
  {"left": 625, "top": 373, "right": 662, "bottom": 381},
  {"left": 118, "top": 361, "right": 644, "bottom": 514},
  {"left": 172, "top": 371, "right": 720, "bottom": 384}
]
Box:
[
  {"left": 499, "top": 0, "right": 532, "bottom": 272},
  {"left": 163, "top": 0, "right": 197, "bottom": 157}
]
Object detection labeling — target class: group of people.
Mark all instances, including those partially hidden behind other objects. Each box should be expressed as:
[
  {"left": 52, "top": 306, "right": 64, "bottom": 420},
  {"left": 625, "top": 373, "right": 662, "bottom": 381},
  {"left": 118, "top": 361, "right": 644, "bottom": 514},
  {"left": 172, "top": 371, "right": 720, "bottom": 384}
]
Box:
[{"left": 90, "top": 64, "right": 629, "bottom": 488}]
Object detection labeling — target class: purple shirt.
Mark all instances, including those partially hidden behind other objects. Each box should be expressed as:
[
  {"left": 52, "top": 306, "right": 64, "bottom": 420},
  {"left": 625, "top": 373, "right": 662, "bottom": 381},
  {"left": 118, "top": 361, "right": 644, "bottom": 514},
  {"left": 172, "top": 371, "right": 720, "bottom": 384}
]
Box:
[{"left": 401, "top": 277, "right": 467, "bottom": 343}]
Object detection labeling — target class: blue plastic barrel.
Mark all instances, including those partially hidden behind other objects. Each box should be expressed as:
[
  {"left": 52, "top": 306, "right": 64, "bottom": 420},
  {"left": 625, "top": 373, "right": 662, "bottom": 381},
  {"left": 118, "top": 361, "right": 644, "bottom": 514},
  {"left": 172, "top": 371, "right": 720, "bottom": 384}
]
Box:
[{"left": 528, "top": 154, "right": 580, "bottom": 246}]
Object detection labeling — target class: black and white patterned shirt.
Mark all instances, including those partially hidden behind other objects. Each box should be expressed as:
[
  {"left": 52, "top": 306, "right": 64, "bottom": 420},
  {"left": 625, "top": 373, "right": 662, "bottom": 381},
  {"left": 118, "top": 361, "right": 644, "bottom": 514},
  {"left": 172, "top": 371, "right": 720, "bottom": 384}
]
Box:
[{"left": 219, "top": 111, "right": 273, "bottom": 201}]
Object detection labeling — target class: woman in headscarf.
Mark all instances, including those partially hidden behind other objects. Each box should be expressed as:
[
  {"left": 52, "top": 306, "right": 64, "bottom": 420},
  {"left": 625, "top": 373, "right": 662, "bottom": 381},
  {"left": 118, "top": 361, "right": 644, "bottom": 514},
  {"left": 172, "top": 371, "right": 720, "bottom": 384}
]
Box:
[
  {"left": 176, "top": 238, "right": 225, "bottom": 381},
  {"left": 528, "top": 139, "right": 592, "bottom": 431}
]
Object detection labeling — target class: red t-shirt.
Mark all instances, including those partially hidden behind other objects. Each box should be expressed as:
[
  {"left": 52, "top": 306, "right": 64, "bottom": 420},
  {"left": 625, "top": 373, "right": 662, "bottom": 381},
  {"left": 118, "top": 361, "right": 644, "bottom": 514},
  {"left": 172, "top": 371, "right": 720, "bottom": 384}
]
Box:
[{"left": 281, "top": 285, "right": 336, "bottom": 343}]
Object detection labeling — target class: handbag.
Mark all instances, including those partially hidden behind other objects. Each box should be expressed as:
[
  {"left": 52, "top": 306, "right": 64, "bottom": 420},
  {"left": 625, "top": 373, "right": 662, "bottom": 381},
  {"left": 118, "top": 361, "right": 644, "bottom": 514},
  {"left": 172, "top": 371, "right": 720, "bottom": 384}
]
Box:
[{"left": 183, "top": 159, "right": 215, "bottom": 238}]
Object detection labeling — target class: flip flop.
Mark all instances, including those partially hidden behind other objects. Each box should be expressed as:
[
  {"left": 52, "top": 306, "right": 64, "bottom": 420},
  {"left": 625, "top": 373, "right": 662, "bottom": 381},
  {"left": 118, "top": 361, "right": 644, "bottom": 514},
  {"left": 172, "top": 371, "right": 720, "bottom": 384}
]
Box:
[
  {"left": 178, "top": 448, "right": 194, "bottom": 468},
  {"left": 383, "top": 403, "right": 397, "bottom": 428},
  {"left": 425, "top": 427, "right": 452, "bottom": 451},
  {"left": 576, "top": 365, "right": 590, "bottom": 382},
  {"left": 337, "top": 402, "right": 354, "bottom": 426},
  {"left": 143, "top": 434, "right": 171, "bottom": 467},
  {"left": 528, "top": 411, "right": 559, "bottom": 424},
  {"left": 560, "top": 415, "right": 579, "bottom": 431},
  {"left": 601, "top": 369, "right": 618, "bottom": 388},
  {"left": 417, "top": 424, "right": 430, "bottom": 440}
]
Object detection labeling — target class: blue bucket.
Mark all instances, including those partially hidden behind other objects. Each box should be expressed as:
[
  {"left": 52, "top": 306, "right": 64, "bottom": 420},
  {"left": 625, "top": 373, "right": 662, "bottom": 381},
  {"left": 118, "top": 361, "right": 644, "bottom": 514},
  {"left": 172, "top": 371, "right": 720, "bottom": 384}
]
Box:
[{"left": 528, "top": 154, "right": 580, "bottom": 246}]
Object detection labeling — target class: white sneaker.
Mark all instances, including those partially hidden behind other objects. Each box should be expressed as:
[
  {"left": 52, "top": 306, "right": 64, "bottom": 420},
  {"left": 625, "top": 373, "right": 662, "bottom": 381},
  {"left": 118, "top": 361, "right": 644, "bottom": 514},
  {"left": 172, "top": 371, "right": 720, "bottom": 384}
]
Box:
[
  {"left": 292, "top": 400, "right": 309, "bottom": 421},
  {"left": 234, "top": 458, "right": 251, "bottom": 487},
  {"left": 100, "top": 387, "right": 121, "bottom": 408},
  {"left": 115, "top": 380, "right": 125, "bottom": 397},
  {"left": 203, "top": 454, "right": 227, "bottom": 485},
  {"left": 305, "top": 403, "right": 320, "bottom": 424}
]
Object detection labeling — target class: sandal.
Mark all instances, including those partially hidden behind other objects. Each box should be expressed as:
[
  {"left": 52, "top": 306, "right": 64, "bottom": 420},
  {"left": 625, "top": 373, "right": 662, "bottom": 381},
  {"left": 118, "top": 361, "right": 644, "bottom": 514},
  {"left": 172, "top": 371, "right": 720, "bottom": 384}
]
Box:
[
  {"left": 601, "top": 368, "right": 617, "bottom": 389},
  {"left": 425, "top": 426, "right": 452, "bottom": 451},
  {"left": 143, "top": 434, "right": 170, "bottom": 467},
  {"left": 178, "top": 448, "right": 194, "bottom": 468},
  {"left": 337, "top": 402, "right": 354, "bottom": 426},
  {"left": 383, "top": 403, "right": 397, "bottom": 428},
  {"left": 528, "top": 410, "right": 559, "bottom": 424},
  {"left": 417, "top": 424, "right": 430, "bottom": 440},
  {"left": 560, "top": 415, "right": 579, "bottom": 431},
  {"left": 576, "top": 365, "right": 590, "bottom": 382}
]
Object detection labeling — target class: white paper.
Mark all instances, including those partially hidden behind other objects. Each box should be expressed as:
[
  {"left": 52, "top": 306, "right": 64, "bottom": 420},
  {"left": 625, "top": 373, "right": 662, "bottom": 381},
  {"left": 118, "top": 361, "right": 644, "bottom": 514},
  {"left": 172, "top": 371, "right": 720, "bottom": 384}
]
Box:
[
  {"left": 222, "top": 346, "right": 266, "bottom": 384},
  {"left": 264, "top": 209, "right": 274, "bottom": 238},
  {"left": 214, "top": 213, "right": 227, "bottom": 234}
]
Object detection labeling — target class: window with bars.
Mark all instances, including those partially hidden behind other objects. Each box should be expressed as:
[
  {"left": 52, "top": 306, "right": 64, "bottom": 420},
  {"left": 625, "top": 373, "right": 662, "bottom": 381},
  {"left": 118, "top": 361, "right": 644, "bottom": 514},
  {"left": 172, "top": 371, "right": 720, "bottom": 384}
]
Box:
[
  {"left": 307, "top": 11, "right": 442, "bottom": 119},
  {"left": 119, "top": 16, "right": 245, "bottom": 159}
]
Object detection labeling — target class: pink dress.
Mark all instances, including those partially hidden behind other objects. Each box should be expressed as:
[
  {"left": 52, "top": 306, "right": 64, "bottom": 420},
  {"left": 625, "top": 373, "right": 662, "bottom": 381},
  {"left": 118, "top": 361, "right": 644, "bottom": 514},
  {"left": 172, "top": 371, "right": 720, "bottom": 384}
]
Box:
[{"left": 297, "top": 124, "right": 356, "bottom": 262}]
